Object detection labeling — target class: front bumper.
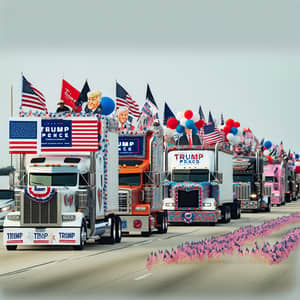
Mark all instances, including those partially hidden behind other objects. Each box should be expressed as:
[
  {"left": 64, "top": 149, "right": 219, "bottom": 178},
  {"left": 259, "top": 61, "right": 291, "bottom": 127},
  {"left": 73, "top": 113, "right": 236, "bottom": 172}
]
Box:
[
  {"left": 120, "top": 215, "right": 150, "bottom": 234},
  {"left": 3, "top": 227, "right": 81, "bottom": 246},
  {"left": 167, "top": 210, "right": 220, "bottom": 224}
]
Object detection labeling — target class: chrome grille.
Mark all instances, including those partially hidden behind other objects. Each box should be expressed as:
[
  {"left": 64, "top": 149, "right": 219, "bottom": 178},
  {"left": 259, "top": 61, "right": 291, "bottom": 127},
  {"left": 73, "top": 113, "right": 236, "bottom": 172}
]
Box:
[
  {"left": 118, "top": 190, "right": 130, "bottom": 213},
  {"left": 23, "top": 192, "right": 59, "bottom": 226},
  {"left": 176, "top": 189, "right": 200, "bottom": 209},
  {"left": 264, "top": 185, "right": 272, "bottom": 197},
  {"left": 233, "top": 183, "right": 251, "bottom": 200},
  {"left": 14, "top": 190, "right": 22, "bottom": 212}
]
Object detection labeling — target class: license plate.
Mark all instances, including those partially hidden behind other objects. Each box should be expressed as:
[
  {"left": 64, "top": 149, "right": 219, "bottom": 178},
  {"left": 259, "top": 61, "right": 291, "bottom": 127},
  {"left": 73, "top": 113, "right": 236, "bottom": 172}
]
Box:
[{"left": 121, "top": 220, "right": 127, "bottom": 229}]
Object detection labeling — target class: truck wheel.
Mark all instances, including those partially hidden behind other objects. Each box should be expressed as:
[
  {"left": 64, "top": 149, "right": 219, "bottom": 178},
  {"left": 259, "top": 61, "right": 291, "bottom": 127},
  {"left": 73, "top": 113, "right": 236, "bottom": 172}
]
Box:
[
  {"left": 100, "top": 215, "right": 116, "bottom": 244},
  {"left": 225, "top": 206, "right": 231, "bottom": 223},
  {"left": 115, "top": 216, "right": 122, "bottom": 243},
  {"left": 157, "top": 213, "right": 168, "bottom": 234},
  {"left": 220, "top": 206, "right": 231, "bottom": 224},
  {"left": 74, "top": 221, "right": 87, "bottom": 250},
  {"left": 6, "top": 245, "right": 17, "bottom": 251},
  {"left": 231, "top": 201, "right": 241, "bottom": 219}
]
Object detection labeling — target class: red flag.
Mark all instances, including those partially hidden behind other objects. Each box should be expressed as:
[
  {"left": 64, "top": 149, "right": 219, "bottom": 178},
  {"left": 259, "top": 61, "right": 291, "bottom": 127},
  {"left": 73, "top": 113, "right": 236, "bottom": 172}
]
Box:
[{"left": 60, "top": 79, "right": 80, "bottom": 108}]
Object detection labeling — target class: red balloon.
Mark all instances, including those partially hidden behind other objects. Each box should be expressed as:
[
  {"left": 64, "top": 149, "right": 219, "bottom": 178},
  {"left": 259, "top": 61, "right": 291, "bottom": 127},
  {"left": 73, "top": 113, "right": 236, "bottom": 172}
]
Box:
[
  {"left": 223, "top": 126, "right": 231, "bottom": 133},
  {"left": 195, "top": 119, "right": 205, "bottom": 129},
  {"left": 267, "top": 156, "right": 273, "bottom": 164},
  {"left": 184, "top": 110, "right": 193, "bottom": 120},
  {"left": 167, "top": 118, "right": 179, "bottom": 129},
  {"left": 226, "top": 118, "right": 234, "bottom": 127},
  {"left": 234, "top": 121, "right": 240, "bottom": 128}
]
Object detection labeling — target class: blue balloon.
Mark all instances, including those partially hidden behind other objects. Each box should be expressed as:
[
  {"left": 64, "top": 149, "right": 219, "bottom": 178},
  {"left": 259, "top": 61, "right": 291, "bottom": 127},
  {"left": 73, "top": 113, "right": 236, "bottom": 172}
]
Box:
[
  {"left": 192, "top": 128, "right": 198, "bottom": 135},
  {"left": 230, "top": 127, "right": 238, "bottom": 135},
  {"left": 185, "top": 119, "right": 195, "bottom": 129},
  {"left": 295, "top": 154, "right": 300, "bottom": 160},
  {"left": 264, "top": 140, "right": 272, "bottom": 149},
  {"left": 176, "top": 125, "right": 185, "bottom": 134},
  {"left": 100, "top": 97, "right": 115, "bottom": 115}
]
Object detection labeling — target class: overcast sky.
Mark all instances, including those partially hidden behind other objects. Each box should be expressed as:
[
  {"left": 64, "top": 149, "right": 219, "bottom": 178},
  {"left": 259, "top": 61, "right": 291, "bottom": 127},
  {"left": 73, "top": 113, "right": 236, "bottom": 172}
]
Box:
[{"left": 1, "top": 0, "right": 300, "bottom": 167}]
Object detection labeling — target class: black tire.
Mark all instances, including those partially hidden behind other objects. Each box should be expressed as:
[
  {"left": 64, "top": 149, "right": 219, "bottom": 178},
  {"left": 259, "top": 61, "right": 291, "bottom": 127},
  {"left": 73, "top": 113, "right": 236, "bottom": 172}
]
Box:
[
  {"left": 115, "top": 216, "right": 122, "bottom": 243},
  {"left": 74, "top": 221, "right": 87, "bottom": 250},
  {"left": 231, "top": 201, "right": 241, "bottom": 219},
  {"left": 220, "top": 206, "right": 231, "bottom": 224},
  {"left": 225, "top": 206, "right": 231, "bottom": 223},
  {"left": 157, "top": 212, "right": 168, "bottom": 234},
  {"left": 100, "top": 215, "right": 116, "bottom": 244},
  {"left": 265, "top": 198, "right": 271, "bottom": 212},
  {"left": 6, "top": 245, "right": 17, "bottom": 251}
]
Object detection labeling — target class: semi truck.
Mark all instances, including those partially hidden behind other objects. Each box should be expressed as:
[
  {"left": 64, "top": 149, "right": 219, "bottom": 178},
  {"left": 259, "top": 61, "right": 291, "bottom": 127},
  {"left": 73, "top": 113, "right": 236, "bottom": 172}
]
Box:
[
  {"left": 263, "top": 159, "right": 286, "bottom": 206},
  {"left": 4, "top": 116, "right": 121, "bottom": 250},
  {"left": 0, "top": 167, "right": 14, "bottom": 227},
  {"left": 118, "top": 123, "right": 168, "bottom": 236},
  {"left": 233, "top": 153, "right": 271, "bottom": 212},
  {"left": 163, "top": 143, "right": 240, "bottom": 225}
]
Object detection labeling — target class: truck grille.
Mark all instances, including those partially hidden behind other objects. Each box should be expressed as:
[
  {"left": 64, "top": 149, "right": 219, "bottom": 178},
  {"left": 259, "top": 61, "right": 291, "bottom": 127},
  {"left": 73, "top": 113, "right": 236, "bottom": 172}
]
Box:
[
  {"left": 177, "top": 190, "right": 199, "bottom": 209},
  {"left": 118, "top": 190, "right": 130, "bottom": 213},
  {"left": 23, "top": 193, "right": 58, "bottom": 226},
  {"left": 264, "top": 185, "right": 272, "bottom": 197},
  {"left": 233, "top": 183, "right": 251, "bottom": 200}
]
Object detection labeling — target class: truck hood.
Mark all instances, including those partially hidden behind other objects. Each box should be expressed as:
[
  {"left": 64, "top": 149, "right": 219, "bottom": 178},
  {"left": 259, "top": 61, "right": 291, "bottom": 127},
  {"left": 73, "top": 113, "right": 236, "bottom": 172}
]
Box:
[{"left": 164, "top": 181, "right": 211, "bottom": 191}]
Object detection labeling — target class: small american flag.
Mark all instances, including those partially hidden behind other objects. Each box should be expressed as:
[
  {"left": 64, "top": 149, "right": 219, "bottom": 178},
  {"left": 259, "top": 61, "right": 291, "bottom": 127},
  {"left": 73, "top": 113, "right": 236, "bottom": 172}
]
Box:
[
  {"left": 116, "top": 82, "right": 140, "bottom": 118},
  {"left": 41, "top": 118, "right": 98, "bottom": 152},
  {"left": 9, "top": 120, "right": 38, "bottom": 154},
  {"left": 203, "top": 123, "right": 225, "bottom": 146},
  {"left": 21, "top": 75, "right": 47, "bottom": 112}
]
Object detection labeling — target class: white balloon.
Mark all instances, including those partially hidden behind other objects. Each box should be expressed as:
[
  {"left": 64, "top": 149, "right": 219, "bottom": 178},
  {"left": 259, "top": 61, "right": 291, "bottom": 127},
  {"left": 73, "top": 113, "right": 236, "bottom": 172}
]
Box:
[
  {"left": 236, "top": 128, "right": 243, "bottom": 136},
  {"left": 227, "top": 133, "right": 234, "bottom": 141},
  {"left": 176, "top": 111, "right": 184, "bottom": 120},
  {"left": 232, "top": 135, "right": 241, "bottom": 145},
  {"left": 264, "top": 149, "right": 270, "bottom": 156},
  {"left": 192, "top": 114, "right": 200, "bottom": 122},
  {"left": 180, "top": 118, "right": 187, "bottom": 126}
]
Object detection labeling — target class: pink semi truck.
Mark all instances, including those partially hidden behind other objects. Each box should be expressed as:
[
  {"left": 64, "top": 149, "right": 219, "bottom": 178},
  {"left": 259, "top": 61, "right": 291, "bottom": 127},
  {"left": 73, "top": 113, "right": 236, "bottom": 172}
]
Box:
[{"left": 263, "top": 159, "right": 286, "bottom": 206}]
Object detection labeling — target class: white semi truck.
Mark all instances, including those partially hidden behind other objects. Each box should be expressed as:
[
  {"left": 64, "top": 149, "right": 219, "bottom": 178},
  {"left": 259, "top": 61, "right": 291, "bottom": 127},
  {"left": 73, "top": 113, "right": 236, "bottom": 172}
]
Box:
[
  {"left": 4, "top": 116, "right": 121, "bottom": 250},
  {"left": 163, "top": 144, "right": 240, "bottom": 225}
]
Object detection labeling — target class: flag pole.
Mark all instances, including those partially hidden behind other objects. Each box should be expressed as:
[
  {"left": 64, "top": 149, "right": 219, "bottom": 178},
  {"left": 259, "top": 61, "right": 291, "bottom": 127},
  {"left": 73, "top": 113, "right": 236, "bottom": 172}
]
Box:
[{"left": 10, "top": 85, "right": 14, "bottom": 186}]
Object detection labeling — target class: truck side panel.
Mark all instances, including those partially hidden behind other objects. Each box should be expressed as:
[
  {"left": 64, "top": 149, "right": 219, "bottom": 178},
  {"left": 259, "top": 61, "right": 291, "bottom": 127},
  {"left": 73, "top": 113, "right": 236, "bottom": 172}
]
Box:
[{"left": 218, "top": 151, "right": 233, "bottom": 204}]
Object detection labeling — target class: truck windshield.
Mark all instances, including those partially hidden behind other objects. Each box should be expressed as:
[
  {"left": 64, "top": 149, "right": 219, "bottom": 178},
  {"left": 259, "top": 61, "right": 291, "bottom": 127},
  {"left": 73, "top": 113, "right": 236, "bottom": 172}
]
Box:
[
  {"left": 29, "top": 173, "right": 77, "bottom": 187},
  {"left": 172, "top": 170, "right": 209, "bottom": 182},
  {"left": 119, "top": 174, "right": 141, "bottom": 186},
  {"left": 233, "top": 174, "right": 253, "bottom": 183},
  {"left": 0, "top": 190, "right": 14, "bottom": 200},
  {"left": 265, "top": 176, "right": 274, "bottom": 183}
]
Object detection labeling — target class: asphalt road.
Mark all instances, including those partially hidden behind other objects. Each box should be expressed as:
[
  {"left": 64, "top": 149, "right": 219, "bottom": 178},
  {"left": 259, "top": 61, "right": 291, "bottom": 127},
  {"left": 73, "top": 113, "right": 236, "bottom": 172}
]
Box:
[{"left": 0, "top": 202, "right": 300, "bottom": 300}]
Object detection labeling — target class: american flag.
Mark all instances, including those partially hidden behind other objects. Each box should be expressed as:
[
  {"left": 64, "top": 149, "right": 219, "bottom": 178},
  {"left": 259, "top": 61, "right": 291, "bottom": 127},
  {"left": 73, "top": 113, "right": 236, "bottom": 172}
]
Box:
[
  {"left": 41, "top": 118, "right": 98, "bottom": 152},
  {"left": 21, "top": 75, "right": 47, "bottom": 112},
  {"left": 116, "top": 82, "right": 140, "bottom": 118},
  {"left": 202, "top": 122, "right": 225, "bottom": 146},
  {"left": 9, "top": 119, "right": 39, "bottom": 154},
  {"left": 137, "top": 84, "right": 159, "bottom": 131}
]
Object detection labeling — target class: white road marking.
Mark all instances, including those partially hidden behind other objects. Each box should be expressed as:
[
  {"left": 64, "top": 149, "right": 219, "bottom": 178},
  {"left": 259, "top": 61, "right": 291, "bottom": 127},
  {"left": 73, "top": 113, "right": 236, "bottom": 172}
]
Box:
[{"left": 134, "top": 273, "right": 152, "bottom": 281}]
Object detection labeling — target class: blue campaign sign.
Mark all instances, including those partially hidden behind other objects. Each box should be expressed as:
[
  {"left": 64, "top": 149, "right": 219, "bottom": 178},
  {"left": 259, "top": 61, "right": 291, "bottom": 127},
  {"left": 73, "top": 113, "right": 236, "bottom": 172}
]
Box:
[
  {"left": 41, "top": 119, "right": 72, "bottom": 147},
  {"left": 118, "top": 135, "right": 145, "bottom": 157}
]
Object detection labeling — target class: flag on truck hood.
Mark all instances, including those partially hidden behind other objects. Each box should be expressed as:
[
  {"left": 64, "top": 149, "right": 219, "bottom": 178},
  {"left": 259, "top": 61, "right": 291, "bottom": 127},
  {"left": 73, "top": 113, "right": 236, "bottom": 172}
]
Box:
[
  {"left": 116, "top": 82, "right": 140, "bottom": 118},
  {"left": 60, "top": 79, "right": 80, "bottom": 109},
  {"left": 163, "top": 102, "right": 176, "bottom": 125},
  {"left": 9, "top": 119, "right": 40, "bottom": 154},
  {"left": 21, "top": 75, "right": 47, "bottom": 113}
]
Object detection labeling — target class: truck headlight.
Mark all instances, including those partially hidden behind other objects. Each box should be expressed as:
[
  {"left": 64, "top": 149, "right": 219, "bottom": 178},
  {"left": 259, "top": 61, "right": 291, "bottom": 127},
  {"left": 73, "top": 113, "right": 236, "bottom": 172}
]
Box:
[
  {"left": 0, "top": 205, "right": 11, "bottom": 213},
  {"left": 250, "top": 194, "right": 257, "bottom": 199},
  {"left": 7, "top": 214, "right": 20, "bottom": 221},
  {"left": 62, "top": 215, "right": 76, "bottom": 221},
  {"left": 203, "top": 203, "right": 212, "bottom": 207}
]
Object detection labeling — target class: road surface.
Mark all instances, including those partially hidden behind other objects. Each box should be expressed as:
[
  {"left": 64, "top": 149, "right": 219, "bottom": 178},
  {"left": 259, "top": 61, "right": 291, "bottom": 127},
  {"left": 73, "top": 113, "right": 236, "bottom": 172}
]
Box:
[{"left": 0, "top": 201, "right": 300, "bottom": 300}]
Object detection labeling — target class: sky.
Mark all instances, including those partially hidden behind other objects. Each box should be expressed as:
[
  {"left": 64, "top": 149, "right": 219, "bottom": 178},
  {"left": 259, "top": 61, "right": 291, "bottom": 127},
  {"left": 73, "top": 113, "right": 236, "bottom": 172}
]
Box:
[{"left": 1, "top": 0, "right": 300, "bottom": 167}]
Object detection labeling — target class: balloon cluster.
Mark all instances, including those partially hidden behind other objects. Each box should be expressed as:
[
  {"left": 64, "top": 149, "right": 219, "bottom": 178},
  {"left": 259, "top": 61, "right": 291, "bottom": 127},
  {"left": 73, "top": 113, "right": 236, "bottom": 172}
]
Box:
[
  {"left": 221, "top": 118, "right": 242, "bottom": 145},
  {"left": 263, "top": 140, "right": 274, "bottom": 163},
  {"left": 166, "top": 110, "right": 205, "bottom": 135}
]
